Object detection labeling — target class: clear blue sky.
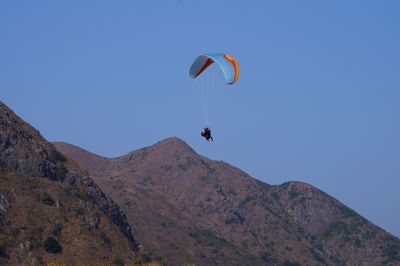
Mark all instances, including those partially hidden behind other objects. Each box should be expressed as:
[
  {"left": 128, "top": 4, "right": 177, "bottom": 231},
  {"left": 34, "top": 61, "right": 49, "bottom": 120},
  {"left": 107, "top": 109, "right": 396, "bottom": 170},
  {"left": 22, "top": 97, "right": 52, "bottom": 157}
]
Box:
[{"left": 1, "top": 1, "right": 399, "bottom": 236}]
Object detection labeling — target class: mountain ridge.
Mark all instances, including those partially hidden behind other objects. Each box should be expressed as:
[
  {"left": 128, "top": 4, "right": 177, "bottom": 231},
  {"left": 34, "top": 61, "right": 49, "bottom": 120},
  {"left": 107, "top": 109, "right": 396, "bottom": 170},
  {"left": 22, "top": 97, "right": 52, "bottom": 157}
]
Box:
[{"left": 55, "top": 138, "right": 400, "bottom": 265}]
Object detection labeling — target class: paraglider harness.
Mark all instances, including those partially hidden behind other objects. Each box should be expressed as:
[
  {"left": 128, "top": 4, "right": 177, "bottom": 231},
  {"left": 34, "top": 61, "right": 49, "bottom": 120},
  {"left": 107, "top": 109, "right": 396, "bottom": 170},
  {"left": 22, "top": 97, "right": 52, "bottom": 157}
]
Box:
[{"left": 201, "top": 127, "right": 213, "bottom": 141}]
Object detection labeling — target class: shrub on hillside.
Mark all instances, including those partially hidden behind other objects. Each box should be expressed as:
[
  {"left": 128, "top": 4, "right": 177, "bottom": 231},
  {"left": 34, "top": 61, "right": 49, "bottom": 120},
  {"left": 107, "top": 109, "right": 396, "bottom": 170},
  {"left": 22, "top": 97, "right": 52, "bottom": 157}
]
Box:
[
  {"left": 260, "top": 251, "right": 276, "bottom": 262},
  {"left": 44, "top": 237, "right": 62, "bottom": 254},
  {"left": 50, "top": 150, "right": 67, "bottom": 162},
  {"left": 52, "top": 224, "right": 63, "bottom": 237},
  {"left": 113, "top": 256, "right": 124, "bottom": 266},
  {"left": 0, "top": 244, "right": 8, "bottom": 258},
  {"left": 281, "top": 260, "right": 301, "bottom": 266},
  {"left": 55, "top": 163, "right": 68, "bottom": 181},
  {"left": 0, "top": 173, "right": 7, "bottom": 180},
  {"left": 41, "top": 192, "right": 55, "bottom": 206}
]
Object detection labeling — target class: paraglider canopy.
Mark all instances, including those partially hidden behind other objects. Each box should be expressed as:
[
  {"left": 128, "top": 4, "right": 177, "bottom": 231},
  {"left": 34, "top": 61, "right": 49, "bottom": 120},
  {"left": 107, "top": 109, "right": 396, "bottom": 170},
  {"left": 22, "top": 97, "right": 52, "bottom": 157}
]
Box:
[
  {"left": 189, "top": 53, "right": 239, "bottom": 85},
  {"left": 189, "top": 52, "right": 239, "bottom": 130}
]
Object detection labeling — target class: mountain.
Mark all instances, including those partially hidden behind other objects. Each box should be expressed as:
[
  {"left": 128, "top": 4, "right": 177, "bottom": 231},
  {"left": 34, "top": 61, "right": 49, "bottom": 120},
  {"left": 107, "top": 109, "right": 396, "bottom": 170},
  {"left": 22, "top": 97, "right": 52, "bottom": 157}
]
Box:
[
  {"left": 0, "top": 101, "right": 144, "bottom": 265},
  {"left": 55, "top": 138, "right": 400, "bottom": 266}
]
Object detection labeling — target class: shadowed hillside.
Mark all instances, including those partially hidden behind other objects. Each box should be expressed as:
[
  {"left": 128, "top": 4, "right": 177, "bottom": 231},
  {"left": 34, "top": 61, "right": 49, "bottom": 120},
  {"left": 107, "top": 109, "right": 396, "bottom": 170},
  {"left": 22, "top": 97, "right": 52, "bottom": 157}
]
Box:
[
  {"left": 55, "top": 138, "right": 400, "bottom": 266},
  {"left": 0, "top": 101, "right": 145, "bottom": 265}
]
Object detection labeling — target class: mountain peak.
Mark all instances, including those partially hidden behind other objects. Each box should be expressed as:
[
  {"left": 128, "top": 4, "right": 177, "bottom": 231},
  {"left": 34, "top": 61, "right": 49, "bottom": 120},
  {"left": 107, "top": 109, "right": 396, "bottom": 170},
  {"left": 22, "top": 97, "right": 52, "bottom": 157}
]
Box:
[
  {"left": 114, "top": 136, "right": 199, "bottom": 167},
  {"left": 144, "top": 136, "right": 197, "bottom": 156},
  {"left": 155, "top": 136, "right": 191, "bottom": 147}
]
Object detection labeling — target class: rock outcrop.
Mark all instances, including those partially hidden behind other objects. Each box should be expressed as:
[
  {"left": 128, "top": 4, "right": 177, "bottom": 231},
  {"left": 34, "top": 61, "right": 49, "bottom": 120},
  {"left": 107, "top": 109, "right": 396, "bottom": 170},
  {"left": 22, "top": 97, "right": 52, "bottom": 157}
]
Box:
[{"left": 0, "top": 101, "right": 141, "bottom": 265}]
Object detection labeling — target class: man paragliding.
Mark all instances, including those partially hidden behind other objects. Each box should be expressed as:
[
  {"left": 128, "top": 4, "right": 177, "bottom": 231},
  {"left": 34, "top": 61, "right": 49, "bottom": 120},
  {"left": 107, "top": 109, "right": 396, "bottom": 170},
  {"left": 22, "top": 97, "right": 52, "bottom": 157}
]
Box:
[
  {"left": 201, "top": 127, "right": 213, "bottom": 141},
  {"left": 189, "top": 53, "right": 240, "bottom": 142}
]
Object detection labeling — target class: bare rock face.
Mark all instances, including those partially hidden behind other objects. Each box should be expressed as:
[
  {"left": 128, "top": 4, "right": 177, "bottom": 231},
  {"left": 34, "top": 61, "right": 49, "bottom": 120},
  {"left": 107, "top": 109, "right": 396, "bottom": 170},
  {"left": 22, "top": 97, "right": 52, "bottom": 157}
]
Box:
[
  {"left": 80, "top": 175, "right": 138, "bottom": 247},
  {"left": 0, "top": 103, "right": 57, "bottom": 178},
  {"left": 269, "top": 182, "right": 339, "bottom": 236},
  {"left": 56, "top": 137, "right": 400, "bottom": 266},
  {"left": 0, "top": 193, "right": 10, "bottom": 226},
  {"left": 0, "top": 101, "right": 141, "bottom": 264}
]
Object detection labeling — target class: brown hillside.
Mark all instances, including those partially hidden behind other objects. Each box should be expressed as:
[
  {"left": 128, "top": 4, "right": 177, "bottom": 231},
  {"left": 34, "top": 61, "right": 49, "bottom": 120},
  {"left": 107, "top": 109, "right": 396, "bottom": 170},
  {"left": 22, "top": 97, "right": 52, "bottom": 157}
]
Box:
[
  {"left": 55, "top": 138, "right": 400, "bottom": 266},
  {"left": 0, "top": 101, "right": 143, "bottom": 265}
]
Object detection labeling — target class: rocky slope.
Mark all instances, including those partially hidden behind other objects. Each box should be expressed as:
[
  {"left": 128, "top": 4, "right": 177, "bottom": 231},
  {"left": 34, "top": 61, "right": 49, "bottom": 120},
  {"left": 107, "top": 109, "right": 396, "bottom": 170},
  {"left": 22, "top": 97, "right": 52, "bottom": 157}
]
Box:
[
  {"left": 55, "top": 138, "right": 400, "bottom": 266},
  {"left": 0, "top": 101, "right": 142, "bottom": 265}
]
